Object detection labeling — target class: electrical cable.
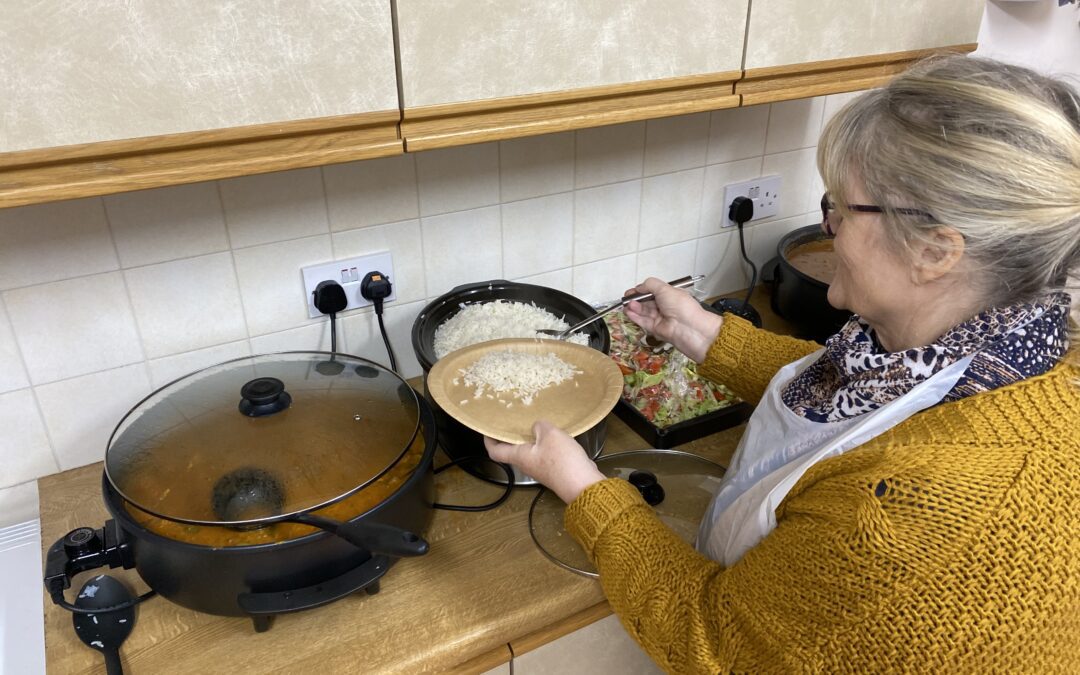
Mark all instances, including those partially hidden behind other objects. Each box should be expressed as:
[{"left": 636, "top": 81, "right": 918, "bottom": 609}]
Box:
[
  {"left": 52, "top": 589, "right": 157, "bottom": 615},
  {"left": 736, "top": 220, "right": 759, "bottom": 310},
  {"left": 329, "top": 312, "right": 338, "bottom": 354},
  {"left": 432, "top": 456, "right": 515, "bottom": 512},
  {"left": 373, "top": 299, "right": 398, "bottom": 372},
  {"left": 726, "top": 195, "right": 758, "bottom": 310}
]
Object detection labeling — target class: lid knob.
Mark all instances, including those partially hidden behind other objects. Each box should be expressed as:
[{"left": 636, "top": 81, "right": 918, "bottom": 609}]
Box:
[
  {"left": 628, "top": 470, "right": 665, "bottom": 506},
  {"left": 239, "top": 377, "right": 292, "bottom": 417}
]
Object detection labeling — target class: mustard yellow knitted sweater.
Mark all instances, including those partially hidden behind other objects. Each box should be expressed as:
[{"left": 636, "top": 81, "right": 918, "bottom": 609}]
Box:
[{"left": 565, "top": 315, "right": 1080, "bottom": 674}]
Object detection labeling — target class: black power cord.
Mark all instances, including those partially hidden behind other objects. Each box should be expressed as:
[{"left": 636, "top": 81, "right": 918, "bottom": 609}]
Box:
[
  {"left": 710, "top": 196, "right": 763, "bottom": 327},
  {"left": 431, "top": 456, "right": 515, "bottom": 512},
  {"left": 51, "top": 587, "right": 157, "bottom": 615},
  {"left": 360, "top": 271, "right": 398, "bottom": 372}
]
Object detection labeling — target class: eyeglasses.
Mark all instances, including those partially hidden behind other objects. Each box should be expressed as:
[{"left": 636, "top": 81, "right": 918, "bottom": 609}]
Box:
[{"left": 820, "top": 192, "right": 933, "bottom": 236}]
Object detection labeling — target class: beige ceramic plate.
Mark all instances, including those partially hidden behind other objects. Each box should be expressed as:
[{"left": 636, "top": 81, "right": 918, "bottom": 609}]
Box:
[{"left": 428, "top": 338, "right": 623, "bottom": 444}]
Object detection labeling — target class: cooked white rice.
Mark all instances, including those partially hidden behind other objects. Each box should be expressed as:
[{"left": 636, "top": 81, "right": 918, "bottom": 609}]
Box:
[
  {"left": 433, "top": 300, "right": 590, "bottom": 359},
  {"left": 459, "top": 350, "right": 580, "bottom": 406}
]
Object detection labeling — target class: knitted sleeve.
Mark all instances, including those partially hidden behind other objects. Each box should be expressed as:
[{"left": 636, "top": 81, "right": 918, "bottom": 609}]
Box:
[
  {"left": 697, "top": 315, "right": 821, "bottom": 404},
  {"left": 564, "top": 477, "right": 899, "bottom": 674}
]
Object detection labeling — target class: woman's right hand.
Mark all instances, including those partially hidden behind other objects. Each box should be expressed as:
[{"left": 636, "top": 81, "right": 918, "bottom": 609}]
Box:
[{"left": 623, "top": 277, "right": 723, "bottom": 363}]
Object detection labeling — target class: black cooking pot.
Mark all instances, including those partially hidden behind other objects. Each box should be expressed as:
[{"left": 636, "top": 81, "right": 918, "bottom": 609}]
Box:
[
  {"left": 44, "top": 352, "right": 436, "bottom": 632},
  {"left": 412, "top": 280, "right": 611, "bottom": 486},
  {"left": 769, "top": 225, "right": 852, "bottom": 343}
]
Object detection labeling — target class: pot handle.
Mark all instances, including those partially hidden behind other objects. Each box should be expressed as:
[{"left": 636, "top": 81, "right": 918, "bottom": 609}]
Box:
[
  {"left": 290, "top": 514, "right": 429, "bottom": 557},
  {"left": 447, "top": 279, "right": 513, "bottom": 294}
]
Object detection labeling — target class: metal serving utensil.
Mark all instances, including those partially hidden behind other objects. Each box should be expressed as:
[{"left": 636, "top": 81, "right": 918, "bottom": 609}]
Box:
[{"left": 536, "top": 274, "right": 704, "bottom": 340}]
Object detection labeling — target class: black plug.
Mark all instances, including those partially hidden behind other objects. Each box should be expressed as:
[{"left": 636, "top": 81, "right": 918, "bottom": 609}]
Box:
[
  {"left": 312, "top": 280, "right": 348, "bottom": 365},
  {"left": 360, "top": 271, "right": 392, "bottom": 304},
  {"left": 728, "top": 195, "right": 754, "bottom": 225},
  {"left": 360, "top": 271, "right": 398, "bottom": 372},
  {"left": 312, "top": 280, "right": 347, "bottom": 315}
]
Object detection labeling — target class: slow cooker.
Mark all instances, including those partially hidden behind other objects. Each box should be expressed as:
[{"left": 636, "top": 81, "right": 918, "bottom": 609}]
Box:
[{"left": 44, "top": 352, "right": 437, "bottom": 632}]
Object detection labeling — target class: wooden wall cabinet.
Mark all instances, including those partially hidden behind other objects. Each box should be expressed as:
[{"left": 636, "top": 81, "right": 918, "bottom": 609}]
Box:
[
  {"left": 0, "top": 0, "right": 985, "bottom": 210},
  {"left": 737, "top": 0, "right": 985, "bottom": 104},
  {"left": 0, "top": 0, "right": 402, "bottom": 208},
  {"left": 395, "top": 0, "right": 749, "bottom": 151}
]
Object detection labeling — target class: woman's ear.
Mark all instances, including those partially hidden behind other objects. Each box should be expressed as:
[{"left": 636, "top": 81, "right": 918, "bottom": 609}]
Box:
[{"left": 910, "top": 226, "right": 966, "bottom": 284}]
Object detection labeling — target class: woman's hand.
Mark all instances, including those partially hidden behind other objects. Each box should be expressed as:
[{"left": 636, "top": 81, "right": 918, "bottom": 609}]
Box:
[
  {"left": 484, "top": 421, "right": 606, "bottom": 504},
  {"left": 623, "top": 277, "right": 723, "bottom": 363}
]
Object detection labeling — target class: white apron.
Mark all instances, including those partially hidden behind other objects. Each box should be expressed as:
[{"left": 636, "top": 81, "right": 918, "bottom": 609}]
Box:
[{"left": 696, "top": 349, "right": 975, "bottom": 567}]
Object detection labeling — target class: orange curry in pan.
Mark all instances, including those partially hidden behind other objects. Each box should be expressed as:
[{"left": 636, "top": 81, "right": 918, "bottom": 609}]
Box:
[
  {"left": 123, "top": 429, "right": 427, "bottom": 548},
  {"left": 785, "top": 238, "right": 837, "bottom": 285}
]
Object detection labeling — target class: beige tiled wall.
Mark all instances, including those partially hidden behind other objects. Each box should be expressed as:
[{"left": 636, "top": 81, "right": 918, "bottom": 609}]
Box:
[{"left": 0, "top": 93, "right": 857, "bottom": 525}]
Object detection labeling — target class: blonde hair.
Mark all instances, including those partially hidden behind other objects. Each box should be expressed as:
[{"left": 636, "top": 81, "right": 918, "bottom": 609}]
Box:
[{"left": 818, "top": 56, "right": 1080, "bottom": 349}]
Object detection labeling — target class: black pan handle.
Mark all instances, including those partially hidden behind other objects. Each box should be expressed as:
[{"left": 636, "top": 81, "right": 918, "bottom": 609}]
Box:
[
  {"left": 238, "top": 554, "right": 390, "bottom": 617},
  {"left": 288, "top": 514, "right": 428, "bottom": 557}
]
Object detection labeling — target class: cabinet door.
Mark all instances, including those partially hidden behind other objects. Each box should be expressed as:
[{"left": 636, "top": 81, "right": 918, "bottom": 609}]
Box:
[
  {"left": 396, "top": 0, "right": 748, "bottom": 151},
  {"left": 0, "top": 1, "right": 402, "bottom": 208},
  {"left": 1, "top": 1, "right": 399, "bottom": 153},
  {"left": 739, "top": 0, "right": 986, "bottom": 104}
]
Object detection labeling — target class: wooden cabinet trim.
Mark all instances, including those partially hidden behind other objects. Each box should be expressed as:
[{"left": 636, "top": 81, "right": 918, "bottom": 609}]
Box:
[
  {"left": 443, "top": 644, "right": 514, "bottom": 674},
  {"left": 508, "top": 601, "right": 613, "bottom": 658},
  {"left": 0, "top": 110, "right": 402, "bottom": 209},
  {"left": 737, "top": 43, "right": 977, "bottom": 106},
  {"left": 401, "top": 71, "right": 742, "bottom": 152},
  {"left": 0, "top": 45, "right": 977, "bottom": 209}
]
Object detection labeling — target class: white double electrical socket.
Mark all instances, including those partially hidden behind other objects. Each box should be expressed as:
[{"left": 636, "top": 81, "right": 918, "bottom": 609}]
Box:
[
  {"left": 721, "top": 175, "right": 782, "bottom": 226},
  {"left": 300, "top": 251, "right": 396, "bottom": 318}
]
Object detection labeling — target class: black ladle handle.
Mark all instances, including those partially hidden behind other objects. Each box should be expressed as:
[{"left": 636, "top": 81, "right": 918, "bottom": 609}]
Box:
[
  {"left": 290, "top": 514, "right": 428, "bottom": 557},
  {"left": 103, "top": 647, "right": 123, "bottom": 675}
]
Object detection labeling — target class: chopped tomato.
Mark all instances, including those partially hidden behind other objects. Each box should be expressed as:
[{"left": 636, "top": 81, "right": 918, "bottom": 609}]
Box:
[{"left": 640, "top": 398, "right": 660, "bottom": 421}]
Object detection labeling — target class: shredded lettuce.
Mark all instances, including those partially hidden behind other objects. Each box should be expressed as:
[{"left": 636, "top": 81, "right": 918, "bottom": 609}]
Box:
[{"left": 604, "top": 310, "right": 739, "bottom": 429}]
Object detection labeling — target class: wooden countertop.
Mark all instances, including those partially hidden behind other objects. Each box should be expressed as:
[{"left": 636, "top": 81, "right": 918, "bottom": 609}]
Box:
[{"left": 38, "top": 287, "right": 793, "bottom": 674}]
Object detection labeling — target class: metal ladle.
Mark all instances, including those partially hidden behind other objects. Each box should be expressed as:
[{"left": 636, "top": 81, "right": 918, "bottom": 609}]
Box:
[{"left": 536, "top": 275, "right": 703, "bottom": 340}]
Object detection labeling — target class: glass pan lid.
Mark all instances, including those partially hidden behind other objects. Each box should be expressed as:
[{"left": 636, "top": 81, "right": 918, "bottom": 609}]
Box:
[
  {"left": 529, "top": 449, "right": 725, "bottom": 577},
  {"left": 105, "top": 352, "right": 419, "bottom": 526}
]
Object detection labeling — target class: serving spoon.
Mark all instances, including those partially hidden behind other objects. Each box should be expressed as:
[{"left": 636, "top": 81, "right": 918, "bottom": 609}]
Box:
[{"left": 536, "top": 274, "right": 703, "bottom": 340}]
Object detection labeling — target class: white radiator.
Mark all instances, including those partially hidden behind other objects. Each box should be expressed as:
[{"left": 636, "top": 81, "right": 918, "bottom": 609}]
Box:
[{"left": 0, "top": 521, "right": 46, "bottom": 675}]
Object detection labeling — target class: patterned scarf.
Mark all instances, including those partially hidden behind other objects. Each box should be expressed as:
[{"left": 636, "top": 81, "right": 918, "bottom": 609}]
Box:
[{"left": 781, "top": 293, "right": 1072, "bottom": 423}]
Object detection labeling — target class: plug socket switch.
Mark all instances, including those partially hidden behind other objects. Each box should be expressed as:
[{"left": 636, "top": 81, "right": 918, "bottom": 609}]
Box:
[
  {"left": 301, "top": 251, "right": 396, "bottom": 318},
  {"left": 721, "top": 175, "right": 782, "bottom": 226}
]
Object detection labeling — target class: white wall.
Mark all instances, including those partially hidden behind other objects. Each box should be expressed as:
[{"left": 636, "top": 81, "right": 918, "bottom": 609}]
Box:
[{"left": 975, "top": 0, "right": 1080, "bottom": 79}]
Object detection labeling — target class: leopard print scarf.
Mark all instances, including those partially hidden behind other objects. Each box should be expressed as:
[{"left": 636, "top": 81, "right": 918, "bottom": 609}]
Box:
[{"left": 781, "top": 293, "right": 1072, "bottom": 423}]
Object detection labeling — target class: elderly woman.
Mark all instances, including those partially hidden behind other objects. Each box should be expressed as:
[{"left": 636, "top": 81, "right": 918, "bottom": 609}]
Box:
[{"left": 486, "top": 56, "right": 1080, "bottom": 673}]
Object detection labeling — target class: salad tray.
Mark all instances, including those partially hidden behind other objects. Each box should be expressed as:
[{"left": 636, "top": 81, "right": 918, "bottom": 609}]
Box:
[
  {"left": 604, "top": 310, "right": 753, "bottom": 449},
  {"left": 612, "top": 394, "right": 752, "bottom": 449}
]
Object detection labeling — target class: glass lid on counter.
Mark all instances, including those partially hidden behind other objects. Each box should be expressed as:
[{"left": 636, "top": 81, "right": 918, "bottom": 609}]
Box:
[
  {"left": 105, "top": 352, "right": 420, "bottom": 527},
  {"left": 529, "top": 449, "right": 725, "bottom": 577}
]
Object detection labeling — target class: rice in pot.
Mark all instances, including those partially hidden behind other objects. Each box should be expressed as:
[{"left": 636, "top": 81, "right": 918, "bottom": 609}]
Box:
[{"left": 433, "top": 300, "right": 590, "bottom": 359}]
